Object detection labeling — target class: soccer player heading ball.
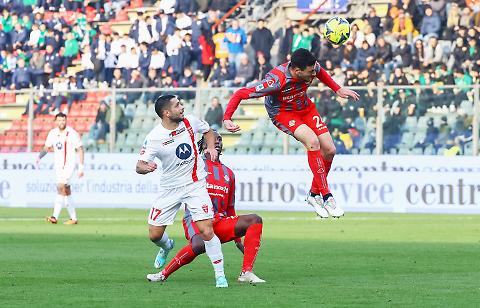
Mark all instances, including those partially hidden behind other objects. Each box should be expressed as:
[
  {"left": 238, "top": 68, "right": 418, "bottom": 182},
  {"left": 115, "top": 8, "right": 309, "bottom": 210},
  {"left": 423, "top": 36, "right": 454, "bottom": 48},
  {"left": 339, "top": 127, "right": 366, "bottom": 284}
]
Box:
[{"left": 223, "top": 48, "right": 360, "bottom": 218}]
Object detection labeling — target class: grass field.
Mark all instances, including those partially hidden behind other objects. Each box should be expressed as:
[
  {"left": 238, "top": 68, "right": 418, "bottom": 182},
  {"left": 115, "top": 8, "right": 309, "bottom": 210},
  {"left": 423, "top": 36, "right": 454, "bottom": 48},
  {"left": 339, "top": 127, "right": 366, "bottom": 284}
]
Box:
[{"left": 1, "top": 208, "right": 480, "bottom": 307}]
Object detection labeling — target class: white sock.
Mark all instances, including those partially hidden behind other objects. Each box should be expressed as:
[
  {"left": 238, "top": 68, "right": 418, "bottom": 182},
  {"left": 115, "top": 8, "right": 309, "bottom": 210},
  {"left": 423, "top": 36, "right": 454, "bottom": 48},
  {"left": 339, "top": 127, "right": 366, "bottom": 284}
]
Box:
[
  {"left": 53, "top": 194, "right": 63, "bottom": 219},
  {"left": 64, "top": 195, "right": 77, "bottom": 221},
  {"left": 154, "top": 232, "right": 173, "bottom": 250},
  {"left": 204, "top": 235, "right": 225, "bottom": 278}
]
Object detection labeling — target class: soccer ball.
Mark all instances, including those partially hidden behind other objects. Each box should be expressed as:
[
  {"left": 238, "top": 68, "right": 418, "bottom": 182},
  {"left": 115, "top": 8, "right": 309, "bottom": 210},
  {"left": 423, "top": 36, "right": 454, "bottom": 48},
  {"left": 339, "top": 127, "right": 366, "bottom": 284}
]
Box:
[{"left": 323, "top": 17, "right": 350, "bottom": 45}]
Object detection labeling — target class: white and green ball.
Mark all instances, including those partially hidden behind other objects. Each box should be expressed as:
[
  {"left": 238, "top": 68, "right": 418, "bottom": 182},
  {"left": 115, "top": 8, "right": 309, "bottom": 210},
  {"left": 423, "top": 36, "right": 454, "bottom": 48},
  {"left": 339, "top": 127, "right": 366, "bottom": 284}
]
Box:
[{"left": 323, "top": 16, "right": 350, "bottom": 45}]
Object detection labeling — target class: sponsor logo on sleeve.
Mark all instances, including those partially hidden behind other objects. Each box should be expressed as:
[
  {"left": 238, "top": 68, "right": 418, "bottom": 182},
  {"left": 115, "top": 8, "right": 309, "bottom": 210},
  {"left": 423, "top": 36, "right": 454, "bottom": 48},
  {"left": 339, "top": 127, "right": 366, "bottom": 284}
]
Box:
[{"left": 288, "top": 120, "right": 296, "bottom": 127}]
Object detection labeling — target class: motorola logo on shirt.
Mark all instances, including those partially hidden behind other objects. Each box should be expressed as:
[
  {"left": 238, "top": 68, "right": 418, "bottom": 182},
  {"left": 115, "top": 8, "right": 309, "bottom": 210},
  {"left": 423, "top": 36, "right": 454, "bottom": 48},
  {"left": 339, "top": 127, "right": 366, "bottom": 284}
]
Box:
[
  {"left": 176, "top": 143, "right": 192, "bottom": 159},
  {"left": 55, "top": 142, "right": 63, "bottom": 150}
]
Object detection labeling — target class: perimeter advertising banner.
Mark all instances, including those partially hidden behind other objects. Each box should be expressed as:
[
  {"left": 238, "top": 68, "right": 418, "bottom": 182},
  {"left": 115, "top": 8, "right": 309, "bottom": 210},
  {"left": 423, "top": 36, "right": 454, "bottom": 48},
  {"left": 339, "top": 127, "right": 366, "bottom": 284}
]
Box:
[{"left": 0, "top": 153, "right": 479, "bottom": 214}]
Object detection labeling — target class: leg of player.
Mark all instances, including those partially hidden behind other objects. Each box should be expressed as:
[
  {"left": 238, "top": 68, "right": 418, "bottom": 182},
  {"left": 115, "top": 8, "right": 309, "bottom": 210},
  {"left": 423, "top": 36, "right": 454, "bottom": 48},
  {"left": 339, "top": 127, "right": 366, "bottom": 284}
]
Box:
[
  {"left": 150, "top": 225, "right": 175, "bottom": 270},
  {"left": 46, "top": 184, "right": 65, "bottom": 224},
  {"left": 234, "top": 214, "right": 266, "bottom": 283},
  {"left": 147, "top": 225, "right": 175, "bottom": 282},
  {"left": 195, "top": 218, "right": 228, "bottom": 288},
  {"left": 293, "top": 125, "right": 330, "bottom": 218},
  {"left": 63, "top": 185, "right": 78, "bottom": 225},
  {"left": 160, "top": 235, "right": 203, "bottom": 280},
  {"left": 317, "top": 132, "right": 344, "bottom": 218}
]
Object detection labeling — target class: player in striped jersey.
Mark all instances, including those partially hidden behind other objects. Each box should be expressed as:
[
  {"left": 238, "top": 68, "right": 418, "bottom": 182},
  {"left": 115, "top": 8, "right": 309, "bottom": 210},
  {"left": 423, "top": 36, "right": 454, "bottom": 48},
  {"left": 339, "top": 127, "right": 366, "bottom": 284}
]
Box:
[
  {"left": 223, "top": 48, "right": 360, "bottom": 218},
  {"left": 158, "top": 131, "right": 265, "bottom": 284},
  {"left": 37, "top": 113, "right": 84, "bottom": 225},
  {"left": 139, "top": 95, "right": 228, "bottom": 287}
]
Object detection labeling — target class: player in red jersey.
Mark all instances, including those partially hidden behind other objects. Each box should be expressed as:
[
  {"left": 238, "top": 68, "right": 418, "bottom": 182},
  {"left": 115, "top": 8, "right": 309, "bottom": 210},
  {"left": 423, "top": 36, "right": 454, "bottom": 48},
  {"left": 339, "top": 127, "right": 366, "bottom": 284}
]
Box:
[
  {"left": 223, "top": 48, "right": 359, "bottom": 218},
  {"left": 157, "top": 131, "right": 265, "bottom": 284}
]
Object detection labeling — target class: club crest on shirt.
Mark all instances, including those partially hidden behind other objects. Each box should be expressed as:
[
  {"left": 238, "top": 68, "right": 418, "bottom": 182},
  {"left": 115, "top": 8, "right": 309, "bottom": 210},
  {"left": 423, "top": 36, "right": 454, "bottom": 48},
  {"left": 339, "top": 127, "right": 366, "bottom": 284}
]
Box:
[
  {"left": 288, "top": 120, "right": 296, "bottom": 127},
  {"left": 266, "top": 79, "right": 275, "bottom": 87},
  {"left": 176, "top": 143, "right": 192, "bottom": 159},
  {"left": 202, "top": 204, "right": 209, "bottom": 213},
  {"left": 55, "top": 141, "right": 63, "bottom": 150},
  {"left": 224, "top": 174, "right": 229, "bottom": 182}
]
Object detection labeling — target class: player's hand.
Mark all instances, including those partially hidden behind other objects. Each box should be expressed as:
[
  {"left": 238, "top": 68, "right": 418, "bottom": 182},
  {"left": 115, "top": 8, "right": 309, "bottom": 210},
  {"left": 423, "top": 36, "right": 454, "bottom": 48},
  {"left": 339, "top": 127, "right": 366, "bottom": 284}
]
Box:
[
  {"left": 235, "top": 241, "right": 244, "bottom": 254},
  {"left": 336, "top": 87, "right": 360, "bottom": 101},
  {"left": 223, "top": 119, "right": 241, "bottom": 133},
  {"left": 203, "top": 147, "right": 218, "bottom": 161},
  {"left": 145, "top": 161, "right": 157, "bottom": 173}
]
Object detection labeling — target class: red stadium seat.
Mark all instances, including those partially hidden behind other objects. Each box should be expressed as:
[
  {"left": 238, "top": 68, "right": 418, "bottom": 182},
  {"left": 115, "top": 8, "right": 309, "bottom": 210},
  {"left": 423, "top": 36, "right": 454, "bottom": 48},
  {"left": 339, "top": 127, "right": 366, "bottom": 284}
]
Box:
[{"left": 4, "top": 93, "right": 15, "bottom": 104}]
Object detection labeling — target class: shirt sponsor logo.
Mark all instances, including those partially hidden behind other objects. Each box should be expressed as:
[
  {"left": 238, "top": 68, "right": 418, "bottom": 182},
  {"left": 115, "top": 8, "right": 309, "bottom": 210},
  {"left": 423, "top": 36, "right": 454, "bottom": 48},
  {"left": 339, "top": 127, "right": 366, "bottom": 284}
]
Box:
[
  {"left": 255, "top": 84, "right": 265, "bottom": 91},
  {"left": 55, "top": 141, "right": 63, "bottom": 150},
  {"left": 206, "top": 182, "right": 229, "bottom": 193},
  {"left": 176, "top": 143, "right": 192, "bottom": 159},
  {"left": 162, "top": 139, "right": 174, "bottom": 146},
  {"left": 170, "top": 127, "right": 185, "bottom": 137}
]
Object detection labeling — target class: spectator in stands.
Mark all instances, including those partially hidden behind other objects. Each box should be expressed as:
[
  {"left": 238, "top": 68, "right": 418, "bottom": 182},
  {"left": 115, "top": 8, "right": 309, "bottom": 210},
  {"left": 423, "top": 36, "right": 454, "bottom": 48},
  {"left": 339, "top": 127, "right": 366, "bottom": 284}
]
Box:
[
  {"left": 210, "top": 57, "right": 234, "bottom": 87},
  {"left": 392, "top": 10, "right": 418, "bottom": 41},
  {"left": 123, "top": 69, "right": 144, "bottom": 106},
  {"left": 420, "top": 5, "right": 441, "bottom": 39},
  {"left": 414, "top": 117, "right": 439, "bottom": 153},
  {"left": 63, "top": 32, "right": 79, "bottom": 68},
  {"left": 144, "top": 68, "right": 161, "bottom": 104},
  {"left": 252, "top": 53, "right": 272, "bottom": 83},
  {"left": 423, "top": 36, "right": 444, "bottom": 68},
  {"left": 81, "top": 45, "right": 95, "bottom": 81},
  {"left": 198, "top": 28, "right": 214, "bottom": 82},
  {"left": 434, "top": 116, "right": 452, "bottom": 153},
  {"left": 149, "top": 47, "right": 166, "bottom": 73},
  {"left": 383, "top": 105, "right": 404, "bottom": 154},
  {"left": 11, "top": 58, "right": 30, "bottom": 89},
  {"left": 353, "top": 41, "right": 375, "bottom": 71},
  {"left": 29, "top": 50, "right": 45, "bottom": 88},
  {"left": 233, "top": 53, "right": 254, "bottom": 87},
  {"left": 138, "top": 42, "right": 151, "bottom": 77},
  {"left": 292, "top": 27, "right": 313, "bottom": 52},
  {"left": 364, "top": 6, "right": 382, "bottom": 36},
  {"left": 178, "top": 66, "right": 196, "bottom": 99},
  {"left": 250, "top": 19, "right": 274, "bottom": 63},
  {"left": 375, "top": 36, "right": 393, "bottom": 78},
  {"left": 341, "top": 42, "right": 357, "bottom": 71},
  {"left": 212, "top": 24, "right": 228, "bottom": 62},
  {"left": 278, "top": 19, "right": 294, "bottom": 63},
  {"left": 327, "top": 43, "right": 344, "bottom": 67},
  {"left": 393, "top": 36, "right": 412, "bottom": 68},
  {"left": 225, "top": 20, "right": 247, "bottom": 70},
  {"left": 356, "top": 25, "right": 376, "bottom": 48},
  {"left": 204, "top": 96, "right": 223, "bottom": 130},
  {"left": 66, "top": 74, "right": 84, "bottom": 114}
]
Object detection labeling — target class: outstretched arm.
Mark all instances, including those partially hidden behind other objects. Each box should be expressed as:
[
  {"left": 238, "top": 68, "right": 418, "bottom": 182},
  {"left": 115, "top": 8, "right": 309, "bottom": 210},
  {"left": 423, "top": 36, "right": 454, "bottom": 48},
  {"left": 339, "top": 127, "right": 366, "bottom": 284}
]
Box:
[
  {"left": 224, "top": 74, "right": 281, "bottom": 132},
  {"left": 136, "top": 160, "right": 157, "bottom": 174},
  {"left": 202, "top": 129, "right": 218, "bottom": 161}
]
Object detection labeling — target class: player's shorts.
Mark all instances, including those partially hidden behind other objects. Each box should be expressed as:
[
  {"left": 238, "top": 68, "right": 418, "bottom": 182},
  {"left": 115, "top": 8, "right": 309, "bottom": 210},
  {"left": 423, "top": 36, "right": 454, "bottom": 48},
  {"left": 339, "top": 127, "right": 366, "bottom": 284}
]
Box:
[
  {"left": 183, "top": 215, "right": 240, "bottom": 243},
  {"left": 270, "top": 103, "right": 329, "bottom": 138},
  {"left": 55, "top": 168, "right": 75, "bottom": 185},
  {"left": 148, "top": 179, "right": 214, "bottom": 227}
]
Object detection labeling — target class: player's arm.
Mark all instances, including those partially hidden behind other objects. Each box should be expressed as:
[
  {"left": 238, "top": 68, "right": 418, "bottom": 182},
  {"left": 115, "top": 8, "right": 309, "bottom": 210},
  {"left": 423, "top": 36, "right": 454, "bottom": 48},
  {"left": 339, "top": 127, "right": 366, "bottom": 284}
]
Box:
[
  {"left": 136, "top": 138, "right": 158, "bottom": 174},
  {"left": 315, "top": 65, "right": 360, "bottom": 101},
  {"left": 202, "top": 129, "right": 218, "bottom": 162},
  {"left": 223, "top": 74, "right": 281, "bottom": 133},
  {"left": 76, "top": 146, "right": 85, "bottom": 177}
]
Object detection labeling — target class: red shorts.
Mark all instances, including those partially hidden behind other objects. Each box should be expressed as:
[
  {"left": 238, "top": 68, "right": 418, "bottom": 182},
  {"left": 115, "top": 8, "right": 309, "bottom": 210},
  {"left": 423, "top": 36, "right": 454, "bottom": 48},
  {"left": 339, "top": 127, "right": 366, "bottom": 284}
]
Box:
[
  {"left": 271, "top": 104, "right": 329, "bottom": 137},
  {"left": 183, "top": 215, "right": 240, "bottom": 243}
]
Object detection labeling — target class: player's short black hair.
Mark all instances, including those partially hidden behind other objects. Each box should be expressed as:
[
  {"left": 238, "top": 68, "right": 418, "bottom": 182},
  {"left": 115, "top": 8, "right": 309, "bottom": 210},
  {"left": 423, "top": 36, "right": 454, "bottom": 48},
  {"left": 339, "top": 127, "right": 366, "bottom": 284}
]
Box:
[
  {"left": 290, "top": 48, "right": 317, "bottom": 70},
  {"left": 154, "top": 94, "right": 177, "bottom": 118},
  {"left": 55, "top": 112, "right": 67, "bottom": 119}
]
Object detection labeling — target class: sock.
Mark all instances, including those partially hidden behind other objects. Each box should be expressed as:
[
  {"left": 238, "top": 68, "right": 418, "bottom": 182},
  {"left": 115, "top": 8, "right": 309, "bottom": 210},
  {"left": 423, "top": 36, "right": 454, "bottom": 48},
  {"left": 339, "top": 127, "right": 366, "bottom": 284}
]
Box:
[
  {"left": 323, "top": 193, "right": 333, "bottom": 202},
  {"left": 242, "top": 224, "right": 263, "bottom": 273},
  {"left": 64, "top": 195, "right": 77, "bottom": 221},
  {"left": 204, "top": 235, "right": 225, "bottom": 278},
  {"left": 307, "top": 150, "right": 330, "bottom": 196},
  {"left": 322, "top": 156, "right": 333, "bottom": 176},
  {"left": 162, "top": 244, "right": 197, "bottom": 279},
  {"left": 52, "top": 194, "right": 63, "bottom": 219},
  {"left": 153, "top": 232, "right": 174, "bottom": 250},
  {"left": 310, "top": 179, "right": 320, "bottom": 196}
]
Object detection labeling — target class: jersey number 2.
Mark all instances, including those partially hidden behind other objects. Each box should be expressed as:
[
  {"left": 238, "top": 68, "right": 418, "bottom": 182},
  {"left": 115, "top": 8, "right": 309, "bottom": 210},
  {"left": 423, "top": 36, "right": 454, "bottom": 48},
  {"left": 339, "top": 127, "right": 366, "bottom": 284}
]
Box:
[{"left": 313, "top": 116, "right": 321, "bottom": 129}]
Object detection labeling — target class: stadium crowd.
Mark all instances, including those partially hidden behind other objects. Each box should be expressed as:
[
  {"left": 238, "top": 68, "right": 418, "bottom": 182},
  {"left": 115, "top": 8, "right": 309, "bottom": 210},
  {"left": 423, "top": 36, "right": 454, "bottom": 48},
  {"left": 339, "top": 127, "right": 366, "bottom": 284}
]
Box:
[{"left": 0, "top": 0, "right": 478, "bottom": 153}]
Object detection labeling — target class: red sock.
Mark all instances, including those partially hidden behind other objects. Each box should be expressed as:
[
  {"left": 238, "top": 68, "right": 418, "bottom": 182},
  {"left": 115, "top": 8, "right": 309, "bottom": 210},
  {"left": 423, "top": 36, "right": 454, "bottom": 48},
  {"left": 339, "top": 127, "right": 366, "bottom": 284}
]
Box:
[
  {"left": 322, "top": 157, "right": 333, "bottom": 176},
  {"left": 162, "top": 244, "right": 197, "bottom": 279},
  {"left": 307, "top": 150, "right": 330, "bottom": 196},
  {"left": 242, "top": 223, "right": 263, "bottom": 272},
  {"left": 310, "top": 178, "right": 320, "bottom": 195}
]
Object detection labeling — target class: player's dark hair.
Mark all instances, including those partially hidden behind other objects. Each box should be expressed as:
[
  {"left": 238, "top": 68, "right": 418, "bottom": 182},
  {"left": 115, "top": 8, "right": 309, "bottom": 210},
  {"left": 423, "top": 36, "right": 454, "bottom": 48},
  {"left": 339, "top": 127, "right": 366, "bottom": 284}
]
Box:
[
  {"left": 197, "top": 129, "right": 219, "bottom": 154},
  {"left": 55, "top": 112, "right": 67, "bottom": 119},
  {"left": 290, "top": 48, "right": 317, "bottom": 70},
  {"left": 154, "top": 94, "right": 176, "bottom": 118}
]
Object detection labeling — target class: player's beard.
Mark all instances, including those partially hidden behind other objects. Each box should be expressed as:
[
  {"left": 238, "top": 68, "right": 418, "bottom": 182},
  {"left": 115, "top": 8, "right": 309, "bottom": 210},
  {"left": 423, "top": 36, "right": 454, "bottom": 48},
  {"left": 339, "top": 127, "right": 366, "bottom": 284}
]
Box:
[{"left": 170, "top": 114, "right": 184, "bottom": 123}]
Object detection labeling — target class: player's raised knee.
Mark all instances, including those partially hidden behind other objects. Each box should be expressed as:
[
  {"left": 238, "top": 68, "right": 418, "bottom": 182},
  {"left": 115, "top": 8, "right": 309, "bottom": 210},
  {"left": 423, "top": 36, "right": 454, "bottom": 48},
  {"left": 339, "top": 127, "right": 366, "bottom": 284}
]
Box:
[
  {"left": 304, "top": 138, "right": 320, "bottom": 151},
  {"left": 251, "top": 214, "right": 263, "bottom": 224},
  {"left": 325, "top": 145, "right": 336, "bottom": 158}
]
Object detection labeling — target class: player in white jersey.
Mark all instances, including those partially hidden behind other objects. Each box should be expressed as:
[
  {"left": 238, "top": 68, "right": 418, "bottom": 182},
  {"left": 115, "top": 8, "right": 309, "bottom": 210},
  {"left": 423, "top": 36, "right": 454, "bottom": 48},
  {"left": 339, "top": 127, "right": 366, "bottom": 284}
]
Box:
[
  {"left": 137, "top": 95, "right": 228, "bottom": 288},
  {"left": 37, "top": 113, "right": 84, "bottom": 225}
]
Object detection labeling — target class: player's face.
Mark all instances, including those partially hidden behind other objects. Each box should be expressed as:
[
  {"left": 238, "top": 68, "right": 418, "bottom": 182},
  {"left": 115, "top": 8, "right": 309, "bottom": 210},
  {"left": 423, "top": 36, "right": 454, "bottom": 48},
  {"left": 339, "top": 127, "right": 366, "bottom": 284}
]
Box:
[
  {"left": 295, "top": 65, "right": 316, "bottom": 82},
  {"left": 214, "top": 133, "right": 223, "bottom": 154},
  {"left": 55, "top": 116, "right": 67, "bottom": 130},
  {"left": 166, "top": 98, "right": 185, "bottom": 123}
]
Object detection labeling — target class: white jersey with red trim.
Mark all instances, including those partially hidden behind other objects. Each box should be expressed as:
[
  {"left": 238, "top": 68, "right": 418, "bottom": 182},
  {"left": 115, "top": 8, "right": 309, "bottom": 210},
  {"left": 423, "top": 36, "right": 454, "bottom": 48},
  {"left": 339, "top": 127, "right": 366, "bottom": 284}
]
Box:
[
  {"left": 139, "top": 115, "right": 210, "bottom": 189},
  {"left": 45, "top": 126, "right": 82, "bottom": 173}
]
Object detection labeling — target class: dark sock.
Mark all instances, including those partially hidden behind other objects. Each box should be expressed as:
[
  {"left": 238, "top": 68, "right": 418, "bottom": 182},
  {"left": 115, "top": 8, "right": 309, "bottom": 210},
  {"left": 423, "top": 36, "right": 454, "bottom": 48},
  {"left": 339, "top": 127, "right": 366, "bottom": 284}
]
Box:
[
  {"left": 310, "top": 191, "right": 320, "bottom": 197},
  {"left": 323, "top": 193, "right": 333, "bottom": 202}
]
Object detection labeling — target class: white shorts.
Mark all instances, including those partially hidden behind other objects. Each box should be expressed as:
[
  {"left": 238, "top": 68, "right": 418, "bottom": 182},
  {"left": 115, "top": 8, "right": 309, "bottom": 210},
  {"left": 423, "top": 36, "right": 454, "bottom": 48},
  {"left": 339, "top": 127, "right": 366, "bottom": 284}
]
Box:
[
  {"left": 56, "top": 168, "right": 75, "bottom": 185},
  {"left": 148, "top": 179, "right": 214, "bottom": 226}
]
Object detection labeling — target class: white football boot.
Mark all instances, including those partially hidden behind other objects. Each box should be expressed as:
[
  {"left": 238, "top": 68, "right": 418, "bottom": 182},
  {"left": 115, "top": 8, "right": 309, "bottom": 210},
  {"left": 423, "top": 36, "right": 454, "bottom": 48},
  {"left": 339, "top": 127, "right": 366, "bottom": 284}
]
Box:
[
  {"left": 323, "top": 196, "right": 344, "bottom": 218},
  {"left": 238, "top": 271, "right": 266, "bottom": 284},
  {"left": 305, "top": 195, "right": 329, "bottom": 218},
  {"left": 146, "top": 271, "right": 166, "bottom": 282}
]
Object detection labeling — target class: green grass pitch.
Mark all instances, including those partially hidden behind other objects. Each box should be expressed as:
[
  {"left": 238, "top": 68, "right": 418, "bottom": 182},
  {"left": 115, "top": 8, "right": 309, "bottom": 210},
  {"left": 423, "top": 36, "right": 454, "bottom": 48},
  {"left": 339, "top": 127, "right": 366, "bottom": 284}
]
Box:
[{"left": 1, "top": 208, "right": 480, "bottom": 307}]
